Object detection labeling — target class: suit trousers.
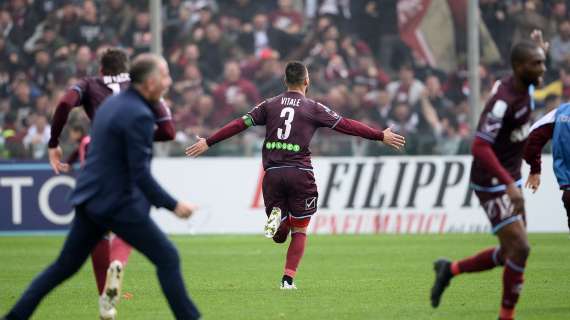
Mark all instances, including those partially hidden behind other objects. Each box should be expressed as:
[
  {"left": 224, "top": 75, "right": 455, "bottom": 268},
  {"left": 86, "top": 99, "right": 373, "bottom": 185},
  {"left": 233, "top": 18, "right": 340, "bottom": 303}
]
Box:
[{"left": 6, "top": 205, "right": 200, "bottom": 320}]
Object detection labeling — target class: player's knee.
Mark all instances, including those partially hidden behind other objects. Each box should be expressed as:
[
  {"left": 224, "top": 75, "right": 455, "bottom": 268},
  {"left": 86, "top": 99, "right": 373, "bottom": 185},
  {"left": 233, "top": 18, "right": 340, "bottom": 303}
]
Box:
[{"left": 510, "top": 242, "right": 531, "bottom": 261}]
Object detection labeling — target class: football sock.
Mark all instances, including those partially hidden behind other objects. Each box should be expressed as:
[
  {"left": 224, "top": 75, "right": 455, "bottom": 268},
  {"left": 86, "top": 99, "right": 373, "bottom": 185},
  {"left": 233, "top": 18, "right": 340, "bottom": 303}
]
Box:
[
  {"left": 91, "top": 238, "right": 111, "bottom": 294},
  {"left": 501, "top": 259, "right": 525, "bottom": 319},
  {"left": 284, "top": 232, "right": 307, "bottom": 278},
  {"left": 109, "top": 236, "right": 132, "bottom": 266},
  {"left": 282, "top": 275, "right": 294, "bottom": 285},
  {"left": 451, "top": 246, "right": 503, "bottom": 276}
]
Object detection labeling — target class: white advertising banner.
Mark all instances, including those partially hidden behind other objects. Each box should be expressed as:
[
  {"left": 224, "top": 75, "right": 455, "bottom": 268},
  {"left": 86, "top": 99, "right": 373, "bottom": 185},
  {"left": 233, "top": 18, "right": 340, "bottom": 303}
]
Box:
[{"left": 150, "top": 156, "right": 567, "bottom": 234}]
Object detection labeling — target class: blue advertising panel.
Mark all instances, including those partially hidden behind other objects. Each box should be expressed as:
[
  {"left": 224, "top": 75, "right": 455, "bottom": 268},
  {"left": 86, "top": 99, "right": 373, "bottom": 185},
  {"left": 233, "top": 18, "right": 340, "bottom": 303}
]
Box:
[{"left": 0, "top": 162, "right": 76, "bottom": 232}]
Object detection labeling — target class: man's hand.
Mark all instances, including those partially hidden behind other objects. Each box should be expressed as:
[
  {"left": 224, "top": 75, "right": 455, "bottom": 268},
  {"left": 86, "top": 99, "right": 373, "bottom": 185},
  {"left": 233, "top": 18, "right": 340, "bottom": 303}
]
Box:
[
  {"left": 531, "top": 29, "right": 549, "bottom": 53},
  {"left": 185, "top": 137, "right": 209, "bottom": 157},
  {"left": 506, "top": 182, "right": 525, "bottom": 215},
  {"left": 174, "top": 201, "right": 197, "bottom": 219},
  {"left": 381, "top": 128, "right": 406, "bottom": 151},
  {"left": 525, "top": 173, "right": 541, "bottom": 193},
  {"left": 48, "top": 147, "right": 70, "bottom": 174}
]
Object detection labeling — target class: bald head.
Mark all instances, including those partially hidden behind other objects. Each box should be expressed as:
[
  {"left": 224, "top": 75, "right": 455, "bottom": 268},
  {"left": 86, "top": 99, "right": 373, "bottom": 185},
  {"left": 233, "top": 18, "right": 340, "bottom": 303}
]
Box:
[
  {"left": 130, "top": 53, "right": 166, "bottom": 84},
  {"left": 130, "top": 53, "right": 172, "bottom": 103}
]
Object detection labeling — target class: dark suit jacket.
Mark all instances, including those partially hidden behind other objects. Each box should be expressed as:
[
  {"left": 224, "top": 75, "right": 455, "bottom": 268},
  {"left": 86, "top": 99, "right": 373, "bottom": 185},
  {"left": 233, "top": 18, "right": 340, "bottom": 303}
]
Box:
[{"left": 70, "top": 87, "right": 177, "bottom": 221}]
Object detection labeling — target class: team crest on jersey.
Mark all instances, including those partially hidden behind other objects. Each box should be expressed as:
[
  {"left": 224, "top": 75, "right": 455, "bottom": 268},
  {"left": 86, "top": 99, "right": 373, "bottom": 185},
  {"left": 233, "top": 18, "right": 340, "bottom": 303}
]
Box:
[{"left": 305, "top": 197, "right": 317, "bottom": 210}]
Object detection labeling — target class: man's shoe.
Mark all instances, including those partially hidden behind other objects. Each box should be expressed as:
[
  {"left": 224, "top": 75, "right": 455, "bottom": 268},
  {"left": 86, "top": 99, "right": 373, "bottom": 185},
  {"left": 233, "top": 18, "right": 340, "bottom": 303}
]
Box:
[
  {"left": 430, "top": 258, "right": 453, "bottom": 308},
  {"left": 264, "top": 207, "right": 281, "bottom": 238},
  {"left": 99, "top": 260, "right": 124, "bottom": 319}
]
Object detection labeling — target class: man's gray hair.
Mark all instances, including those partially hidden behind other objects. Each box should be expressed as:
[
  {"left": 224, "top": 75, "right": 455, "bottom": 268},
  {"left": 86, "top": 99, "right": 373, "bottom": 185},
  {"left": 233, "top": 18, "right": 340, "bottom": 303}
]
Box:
[{"left": 129, "top": 53, "right": 164, "bottom": 85}]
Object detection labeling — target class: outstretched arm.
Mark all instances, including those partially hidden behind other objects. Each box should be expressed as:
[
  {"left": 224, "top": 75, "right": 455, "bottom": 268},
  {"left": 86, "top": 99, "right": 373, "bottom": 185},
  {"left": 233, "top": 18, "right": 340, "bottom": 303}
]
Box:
[
  {"left": 185, "top": 116, "right": 250, "bottom": 157},
  {"left": 333, "top": 118, "right": 406, "bottom": 150}
]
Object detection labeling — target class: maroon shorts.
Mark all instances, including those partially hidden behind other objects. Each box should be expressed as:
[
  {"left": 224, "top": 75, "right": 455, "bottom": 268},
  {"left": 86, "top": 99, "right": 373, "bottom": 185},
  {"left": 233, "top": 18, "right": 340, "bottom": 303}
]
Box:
[
  {"left": 262, "top": 167, "right": 318, "bottom": 227},
  {"left": 475, "top": 191, "right": 526, "bottom": 234}
]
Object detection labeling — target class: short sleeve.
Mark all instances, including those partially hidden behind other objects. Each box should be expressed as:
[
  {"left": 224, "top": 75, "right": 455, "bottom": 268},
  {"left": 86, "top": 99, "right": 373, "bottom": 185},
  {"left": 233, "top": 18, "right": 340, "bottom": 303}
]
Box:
[
  {"left": 476, "top": 95, "right": 509, "bottom": 144},
  {"left": 246, "top": 100, "right": 267, "bottom": 126},
  {"left": 309, "top": 101, "right": 342, "bottom": 128},
  {"left": 69, "top": 78, "right": 89, "bottom": 106}
]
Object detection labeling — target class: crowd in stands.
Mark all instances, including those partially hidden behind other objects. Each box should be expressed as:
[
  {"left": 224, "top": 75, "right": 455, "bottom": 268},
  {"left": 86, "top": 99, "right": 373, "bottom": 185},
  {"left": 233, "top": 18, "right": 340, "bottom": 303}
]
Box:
[{"left": 1, "top": 0, "right": 569, "bottom": 160}]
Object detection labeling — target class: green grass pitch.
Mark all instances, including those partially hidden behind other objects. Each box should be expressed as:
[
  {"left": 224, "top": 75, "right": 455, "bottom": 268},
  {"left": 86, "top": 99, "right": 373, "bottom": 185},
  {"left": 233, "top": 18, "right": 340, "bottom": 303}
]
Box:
[{"left": 1, "top": 234, "right": 569, "bottom": 319}]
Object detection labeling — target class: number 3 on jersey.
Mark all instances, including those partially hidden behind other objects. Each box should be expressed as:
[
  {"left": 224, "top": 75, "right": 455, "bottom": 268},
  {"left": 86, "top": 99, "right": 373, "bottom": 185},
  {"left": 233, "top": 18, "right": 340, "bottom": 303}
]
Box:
[
  {"left": 107, "top": 83, "right": 121, "bottom": 95},
  {"left": 277, "top": 107, "right": 295, "bottom": 140}
]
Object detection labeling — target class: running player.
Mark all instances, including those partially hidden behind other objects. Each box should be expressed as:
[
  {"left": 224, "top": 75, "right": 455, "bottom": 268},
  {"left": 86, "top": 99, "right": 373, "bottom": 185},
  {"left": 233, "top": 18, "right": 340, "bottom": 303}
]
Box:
[
  {"left": 430, "top": 36, "right": 547, "bottom": 320},
  {"left": 523, "top": 101, "right": 570, "bottom": 232},
  {"left": 47, "top": 48, "right": 175, "bottom": 319},
  {"left": 185, "top": 61, "right": 406, "bottom": 289}
]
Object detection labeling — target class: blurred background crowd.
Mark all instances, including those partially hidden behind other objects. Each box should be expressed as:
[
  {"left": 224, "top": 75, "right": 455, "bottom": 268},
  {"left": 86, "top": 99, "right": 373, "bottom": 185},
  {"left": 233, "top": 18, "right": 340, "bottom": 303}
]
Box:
[{"left": 0, "top": 0, "right": 569, "bottom": 160}]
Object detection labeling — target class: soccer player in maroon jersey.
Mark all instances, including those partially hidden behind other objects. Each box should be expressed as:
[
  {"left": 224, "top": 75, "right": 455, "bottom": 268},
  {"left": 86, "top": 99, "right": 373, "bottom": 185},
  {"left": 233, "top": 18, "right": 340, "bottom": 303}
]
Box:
[
  {"left": 523, "top": 105, "right": 570, "bottom": 232},
  {"left": 186, "top": 61, "right": 405, "bottom": 289},
  {"left": 430, "top": 35, "right": 547, "bottom": 320},
  {"left": 46, "top": 48, "right": 175, "bottom": 319}
]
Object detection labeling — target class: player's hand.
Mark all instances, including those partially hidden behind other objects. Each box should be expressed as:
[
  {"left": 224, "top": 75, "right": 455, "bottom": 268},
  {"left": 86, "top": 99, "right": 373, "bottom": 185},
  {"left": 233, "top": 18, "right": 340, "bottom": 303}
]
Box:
[
  {"left": 48, "top": 147, "right": 70, "bottom": 174},
  {"left": 174, "top": 201, "right": 197, "bottom": 219},
  {"left": 185, "top": 137, "right": 209, "bottom": 157},
  {"left": 530, "top": 29, "right": 549, "bottom": 53},
  {"left": 381, "top": 128, "right": 406, "bottom": 151},
  {"left": 525, "top": 173, "right": 541, "bottom": 193},
  {"left": 506, "top": 183, "right": 525, "bottom": 215}
]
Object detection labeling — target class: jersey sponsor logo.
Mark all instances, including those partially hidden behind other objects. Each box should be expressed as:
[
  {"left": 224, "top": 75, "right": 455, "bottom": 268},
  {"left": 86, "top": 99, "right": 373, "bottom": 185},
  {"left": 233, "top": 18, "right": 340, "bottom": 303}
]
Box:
[
  {"left": 510, "top": 123, "right": 530, "bottom": 142},
  {"left": 491, "top": 100, "right": 507, "bottom": 119},
  {"left": 305, "top": 197, "right": 317, "bottom": 210}
]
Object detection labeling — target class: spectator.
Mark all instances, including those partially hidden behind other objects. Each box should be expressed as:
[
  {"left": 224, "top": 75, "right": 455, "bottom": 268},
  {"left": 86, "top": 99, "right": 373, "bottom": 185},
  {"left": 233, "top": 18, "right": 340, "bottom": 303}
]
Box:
[
  {"left": 197, "top": 23, "right": 234, "bottom": 81},
  {"left": 29, "top": 49, "right": 55, "bottom": 92},
  {"left": 212, "top": 60, "right": 261, "bottom": 125},
  {"left": 124, "top": 11, "right": 152, "bottom": 55},
  {"left": 270, "top": 0, "right": 303, "bottom": 35},
  {"left": 550, "top": 19, "right": 570, "bottom": 69},
  {"left": 73, "top": 0, "right": 104, "bottom": 49},
  {"left": 0, "top": 112, "right": 26, "bottom": 159},
  {"left": 386, "top": 63, "right": 425, "bottom": 106},
  {"left": 101, "top": 0, "right": 134, "bottom": 45},
  {"left": 23, "top": 113, "right": 51, "bottom": 159}
]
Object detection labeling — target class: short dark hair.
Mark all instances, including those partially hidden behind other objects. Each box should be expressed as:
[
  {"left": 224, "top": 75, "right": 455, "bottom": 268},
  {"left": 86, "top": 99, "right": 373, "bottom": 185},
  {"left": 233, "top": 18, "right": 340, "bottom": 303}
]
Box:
[
  {"left": 100, "top": 48, "right": 129, "bottom": 75},
  {"left": 510, "top": 41, "right": 539, "bottom": 69},
  {"left": 285, "top": 61, "right": 307, "bottom": 85},
  {"left": 129, "top": 54, "right": 160, "bottom": 85}
]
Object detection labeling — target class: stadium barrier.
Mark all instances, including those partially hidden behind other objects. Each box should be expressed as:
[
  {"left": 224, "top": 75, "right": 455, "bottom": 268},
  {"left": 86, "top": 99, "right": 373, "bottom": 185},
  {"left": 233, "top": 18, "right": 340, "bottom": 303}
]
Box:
[{"left": 0, "top": 156, "right": 566, "bottom": 234}]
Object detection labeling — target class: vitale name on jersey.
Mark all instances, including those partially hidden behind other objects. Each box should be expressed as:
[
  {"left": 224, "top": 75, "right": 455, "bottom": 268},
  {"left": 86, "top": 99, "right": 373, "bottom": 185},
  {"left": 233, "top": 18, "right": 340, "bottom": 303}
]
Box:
[
  {"left": 103, "top": 73, "right": 130, "bottom": 84},
  {"left": 281, "top": 97, "right": 301, "bottom": 107}
]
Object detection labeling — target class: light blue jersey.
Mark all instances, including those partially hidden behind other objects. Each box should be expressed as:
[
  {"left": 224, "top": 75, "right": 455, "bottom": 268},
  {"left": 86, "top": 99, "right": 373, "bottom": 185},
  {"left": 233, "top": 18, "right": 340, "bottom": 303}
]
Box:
[{"left": 553, "top": 103, "right": 570, "bottom": 189}]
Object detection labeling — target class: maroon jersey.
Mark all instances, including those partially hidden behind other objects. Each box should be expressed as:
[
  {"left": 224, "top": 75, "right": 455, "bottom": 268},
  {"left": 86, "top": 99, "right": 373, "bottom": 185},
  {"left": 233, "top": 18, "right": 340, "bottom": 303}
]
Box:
[
  {"left": 247, "top": 91, "right": 342, "bottom": 170},
  {"left": 470, "top": 76, "right": 532, "bottom": 190},
  {"left": 49, "top": 73, "right": 174, "bottom": 148}
]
